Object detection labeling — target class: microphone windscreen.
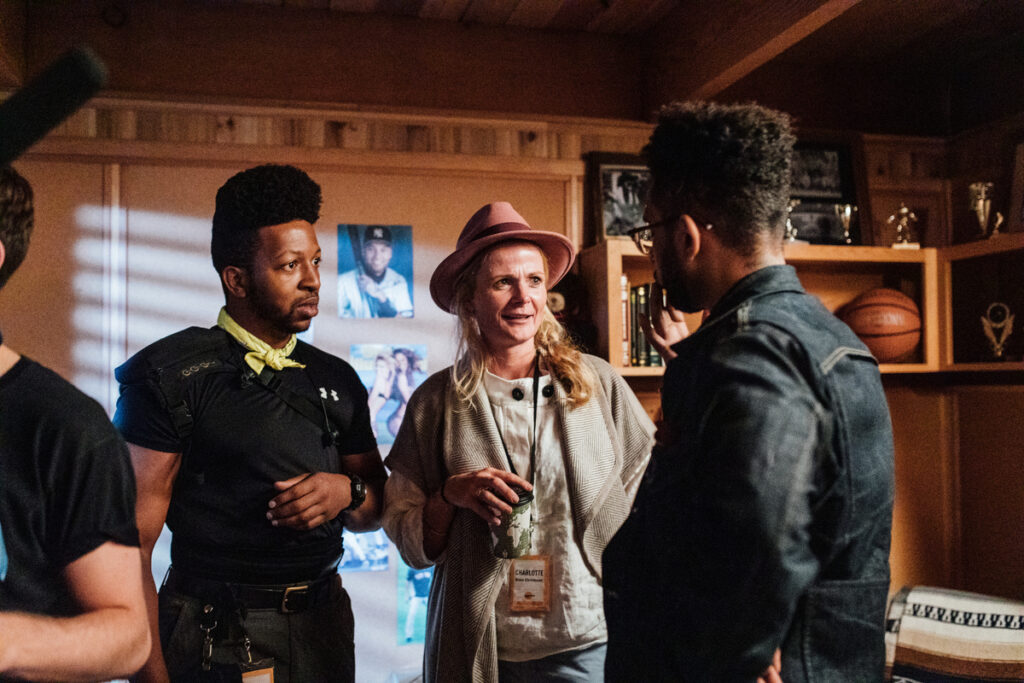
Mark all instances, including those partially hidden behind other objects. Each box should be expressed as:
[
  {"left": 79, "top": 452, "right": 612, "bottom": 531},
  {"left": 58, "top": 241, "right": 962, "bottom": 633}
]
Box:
[{"left": 0, "top": 46, "right": 108, "bottom": 167}]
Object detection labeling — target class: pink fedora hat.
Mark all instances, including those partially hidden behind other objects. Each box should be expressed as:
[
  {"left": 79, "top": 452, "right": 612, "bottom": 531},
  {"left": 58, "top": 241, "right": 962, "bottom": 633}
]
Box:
[{"left": 430, "top": 202, "right": 575, "bottom": 314}]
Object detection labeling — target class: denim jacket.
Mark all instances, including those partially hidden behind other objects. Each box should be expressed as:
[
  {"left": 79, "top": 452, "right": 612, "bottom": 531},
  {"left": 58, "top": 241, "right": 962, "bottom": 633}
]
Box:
[{"left": 604, "top": 265, "right": 894, "bottom": 682}]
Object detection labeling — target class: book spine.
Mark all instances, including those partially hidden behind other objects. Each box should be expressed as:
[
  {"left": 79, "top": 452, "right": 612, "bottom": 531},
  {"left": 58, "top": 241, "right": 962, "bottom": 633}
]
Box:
[
  {"left": 636, "top": 283, "right": 649, "bottom": 366},
  {"left": 629, "top": 285, "right": 639, "bottom": 367},
  {"left": 620, "top": 274, "right": 630, "bottom": 366},
  {"left": 648, "top": 282, "right": 663, "bottom": 367}
]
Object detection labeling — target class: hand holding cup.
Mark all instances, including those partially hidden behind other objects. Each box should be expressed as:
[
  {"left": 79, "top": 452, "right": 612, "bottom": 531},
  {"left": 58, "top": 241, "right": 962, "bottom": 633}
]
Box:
[{"left": 442, "top": 467, "right": 532, "bottom": 526}]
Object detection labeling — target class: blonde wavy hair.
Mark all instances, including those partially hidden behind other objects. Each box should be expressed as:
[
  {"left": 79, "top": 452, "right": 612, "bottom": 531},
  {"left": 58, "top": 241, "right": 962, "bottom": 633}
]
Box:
[{"left": 449, "top": 241, "right": 595, "bottom": 408}]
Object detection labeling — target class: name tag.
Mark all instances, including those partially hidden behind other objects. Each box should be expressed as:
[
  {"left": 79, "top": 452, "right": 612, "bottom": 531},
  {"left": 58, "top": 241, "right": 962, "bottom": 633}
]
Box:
[
  {"left": 242, "top": 667, "right": 274, "bottom": 683},
  {"left": 509, "top": 555, "right": 551, "bottom": 612}
]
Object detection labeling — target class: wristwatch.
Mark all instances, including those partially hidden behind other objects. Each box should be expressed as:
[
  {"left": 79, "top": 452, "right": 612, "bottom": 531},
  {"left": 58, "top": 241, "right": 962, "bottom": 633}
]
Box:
[{"left": 344, "top": 474, "right": 366, "bottom": 512}]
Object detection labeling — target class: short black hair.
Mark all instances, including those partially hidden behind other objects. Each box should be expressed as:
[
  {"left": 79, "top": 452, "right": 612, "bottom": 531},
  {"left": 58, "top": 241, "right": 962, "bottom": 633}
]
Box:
[
  {"left": 211, "top": 164, "right": 322, "bottom": 272},
  {"left": 644, "top": 101, "right": 795, "bottom": 255},
  {"left": 0, "top": 166, "right": 34, "bottom": 291}
]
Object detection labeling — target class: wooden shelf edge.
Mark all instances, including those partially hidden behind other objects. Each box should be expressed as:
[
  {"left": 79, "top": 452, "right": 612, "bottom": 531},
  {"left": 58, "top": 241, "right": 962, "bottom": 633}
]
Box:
[
  {"left": 942, "top": 232, "right": 1024, "bottom": 261},
  {"left": 619, "top": 366, "right": 665, "bottom": 377},
  {"left": 941, "top": 362, "right": 1024, "bottom": 372},
  {"left": 878, "top": 363, "right": 937, "bottom": 374},
  {"left": 784, "top": 243, "right": 934, "bottom": 263}
]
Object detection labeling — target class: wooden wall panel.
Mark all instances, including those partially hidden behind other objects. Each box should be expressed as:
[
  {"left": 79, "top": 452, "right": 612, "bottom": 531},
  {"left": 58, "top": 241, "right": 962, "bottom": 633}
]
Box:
[
  {"left": 884, "top": 382, "right": 959, "bottom": 592},
  {"left": 0, "top": 0, "right": 24, "bottom": 86},
  {"left": 0, "top": 160, "right": 107, "bottom": 389},
  {"left": 956, "top": 387, "right": 1024, "bottom": 600},
  {"left": 119, "top": 163, "right": 569, "bottom": 387}
]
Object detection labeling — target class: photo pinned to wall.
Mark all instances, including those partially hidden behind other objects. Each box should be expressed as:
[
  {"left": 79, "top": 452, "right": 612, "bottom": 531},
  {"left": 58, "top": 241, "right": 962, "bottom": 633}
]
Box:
[
  {"left": 584, "top": 152, "right": 651, "bottom": 245},
  {"left": 397, "top": 557, "right": 434, "bottom": 646},
  {"left": 350, "top": 343, "right": 428, "bottom": 445},
  {"left": 337, "top": 224, "right": 414, "bottom": 318},
  {"left": 339, "top": 529, "right": 390, "bottom": 572}
]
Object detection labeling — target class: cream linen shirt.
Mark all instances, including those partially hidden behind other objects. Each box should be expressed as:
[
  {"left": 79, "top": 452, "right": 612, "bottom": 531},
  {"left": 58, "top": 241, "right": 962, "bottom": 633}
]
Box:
[{"left": 485, "top": 371, "right": 606, "bottom": 661}]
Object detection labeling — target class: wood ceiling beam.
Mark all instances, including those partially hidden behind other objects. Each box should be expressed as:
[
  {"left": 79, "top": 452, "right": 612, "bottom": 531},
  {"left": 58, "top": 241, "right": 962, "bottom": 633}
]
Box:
[{"left": 646, "top": 0, "right": 862, "bottom": 108}]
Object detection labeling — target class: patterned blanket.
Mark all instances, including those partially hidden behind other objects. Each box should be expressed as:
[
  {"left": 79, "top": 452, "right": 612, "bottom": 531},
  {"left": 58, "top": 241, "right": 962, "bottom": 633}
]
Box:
[{"left": 886, "top": 586, "right": 1024, "bottom": 682}]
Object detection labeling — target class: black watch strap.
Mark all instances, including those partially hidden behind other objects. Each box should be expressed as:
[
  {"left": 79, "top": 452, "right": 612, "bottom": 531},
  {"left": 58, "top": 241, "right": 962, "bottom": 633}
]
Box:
[{"left": 344, "top": 473, "right": 366, "bottom": 512}]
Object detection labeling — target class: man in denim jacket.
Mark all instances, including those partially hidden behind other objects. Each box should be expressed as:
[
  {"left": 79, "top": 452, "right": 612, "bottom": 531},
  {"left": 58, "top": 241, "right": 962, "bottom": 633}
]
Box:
[{"left": 603, "top": 102, "right": 895, "bottom": 682}]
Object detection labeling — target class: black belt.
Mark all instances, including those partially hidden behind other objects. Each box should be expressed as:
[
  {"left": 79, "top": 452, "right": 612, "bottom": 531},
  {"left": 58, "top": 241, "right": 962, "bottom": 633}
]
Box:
[{"left": 163, "top": 566, "right": 334, "bottom": 614}]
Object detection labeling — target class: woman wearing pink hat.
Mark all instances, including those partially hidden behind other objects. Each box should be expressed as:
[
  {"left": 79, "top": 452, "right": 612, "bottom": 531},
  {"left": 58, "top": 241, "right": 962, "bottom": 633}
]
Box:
[{"left": 382, "top": 202, "right": 654, "bottom": 682}]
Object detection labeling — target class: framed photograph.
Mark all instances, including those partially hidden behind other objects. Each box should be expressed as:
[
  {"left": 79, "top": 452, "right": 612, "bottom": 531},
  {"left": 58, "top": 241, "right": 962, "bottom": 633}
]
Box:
[
  {"left": 585, "top": 152, "right": 651, "bottom": 245},
  {"left": 789, "top": 132, "right": 872, "bottom": 244},
  {"left": 788, "top": 202, "right": 858, "bottom": 245},
  {"left": 1009, "top": 141, "right": 1024, "bottom": 233},
  {"left": 791, "top": 145, "right": 849, "bottom": 200}
]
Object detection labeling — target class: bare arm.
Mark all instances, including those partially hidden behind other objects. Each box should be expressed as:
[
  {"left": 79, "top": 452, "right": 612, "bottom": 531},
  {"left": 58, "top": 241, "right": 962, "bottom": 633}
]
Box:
[
  {"left": 129, "top": 443, "right": 182, "bottom": 683},
  {"left": 0, "top": 541, "right": 151, "bottom": 681},
  {"left": 269, "top": 448, "right": 388, "bottom": 533}
]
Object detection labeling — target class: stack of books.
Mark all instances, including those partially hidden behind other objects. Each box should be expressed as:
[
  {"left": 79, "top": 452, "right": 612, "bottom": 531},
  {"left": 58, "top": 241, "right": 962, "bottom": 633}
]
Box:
[{"left": 619, "top": 274, "right": 663, "bottom": 368}]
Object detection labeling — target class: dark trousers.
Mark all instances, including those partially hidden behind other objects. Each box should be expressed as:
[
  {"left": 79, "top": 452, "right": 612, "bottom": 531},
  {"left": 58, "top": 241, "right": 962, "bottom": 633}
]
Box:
[{"left": 158, "top": 572, "right": 354, "bottom": 683}]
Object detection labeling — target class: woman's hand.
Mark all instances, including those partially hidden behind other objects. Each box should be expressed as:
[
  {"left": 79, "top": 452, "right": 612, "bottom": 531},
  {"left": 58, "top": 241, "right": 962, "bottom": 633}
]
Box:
[{"left": 442, "top": 467, "right": 532, "bottom": 526}]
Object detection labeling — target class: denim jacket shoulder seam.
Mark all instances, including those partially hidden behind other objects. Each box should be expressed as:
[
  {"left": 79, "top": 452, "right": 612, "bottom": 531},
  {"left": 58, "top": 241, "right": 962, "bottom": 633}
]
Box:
[{"left": 820, "top": 346, "right": 876, "bottom": 375}]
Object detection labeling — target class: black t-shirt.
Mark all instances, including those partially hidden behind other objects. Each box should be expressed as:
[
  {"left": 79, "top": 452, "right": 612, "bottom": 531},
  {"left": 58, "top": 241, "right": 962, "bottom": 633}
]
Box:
[
  {"left": 0, "top": 357, "right": 139, "bottom": 616},
  {"left": 114, "top": 328, "right": 377, "bottom": 583}
]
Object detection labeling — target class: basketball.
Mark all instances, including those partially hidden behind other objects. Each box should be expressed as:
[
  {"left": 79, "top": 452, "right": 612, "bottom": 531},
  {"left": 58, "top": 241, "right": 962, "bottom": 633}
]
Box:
[{"left": 838, "top": 288, "right": 921, "bottom": 362}]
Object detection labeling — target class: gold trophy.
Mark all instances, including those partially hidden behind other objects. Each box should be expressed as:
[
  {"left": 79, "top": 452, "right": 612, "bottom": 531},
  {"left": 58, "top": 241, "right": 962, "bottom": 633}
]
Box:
[
  {"left": 968, "top": 181, "right": 1005, "bottom": 239},
  {"left": 834, "top": 204, "right": 857, "bottom": 245},
  {"left": 888, "top": 203, "right": 920, "bottom": 249},
  {"left": 981, "top": 302, "right": 1014, "bottom": 360}
]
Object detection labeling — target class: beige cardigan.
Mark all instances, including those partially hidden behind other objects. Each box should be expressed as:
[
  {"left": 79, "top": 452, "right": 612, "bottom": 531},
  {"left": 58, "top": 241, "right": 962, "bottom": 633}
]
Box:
[{"left": 383, "top": 355, "right": 654, "bottom": 683}]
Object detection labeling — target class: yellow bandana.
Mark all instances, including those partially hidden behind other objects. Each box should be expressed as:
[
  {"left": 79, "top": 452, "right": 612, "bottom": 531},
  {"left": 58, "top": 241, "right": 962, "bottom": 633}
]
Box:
[{"left": 217, "top": 308, "right": 306, "bottom": 375}]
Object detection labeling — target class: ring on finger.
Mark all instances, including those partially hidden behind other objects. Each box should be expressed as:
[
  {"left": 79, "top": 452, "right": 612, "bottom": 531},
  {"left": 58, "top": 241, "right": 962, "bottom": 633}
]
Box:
[{"left": 477, "top": 487, "right": 488, "bottom": 500}]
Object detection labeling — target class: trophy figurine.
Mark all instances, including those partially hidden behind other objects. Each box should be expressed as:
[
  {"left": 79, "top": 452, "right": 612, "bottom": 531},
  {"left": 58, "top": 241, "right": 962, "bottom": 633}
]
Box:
[
  {"left": 834, "top": 203, "right": 857, "bottom": 245},
  {"left": 990, "top": 211, "right": 1005, "bottom": 238},
  {"left": 888, "top": 203, "right": 920, "bottom": 249},
  {"left": 969, "top": 182, "right": 994, "bottom": 238},
  {"left": 981, "top": 302, "right": 1014, "bottom": 360}
]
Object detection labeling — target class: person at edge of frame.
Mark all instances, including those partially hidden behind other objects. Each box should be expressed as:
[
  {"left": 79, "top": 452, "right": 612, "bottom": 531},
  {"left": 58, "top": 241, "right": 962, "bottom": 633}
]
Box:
[
  {"left": 0, "top": 165, "right": 150, "bottom": 681},
  {"left": 603, "top": 101, "right": 895, "bottom": 682},
  {"left": 113, "top": 164, "right": 387, "bottom": 683}
]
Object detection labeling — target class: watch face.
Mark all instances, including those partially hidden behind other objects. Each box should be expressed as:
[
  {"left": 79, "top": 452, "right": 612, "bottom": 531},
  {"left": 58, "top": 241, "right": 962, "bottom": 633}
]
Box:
[{"left": 348, "top": 474, "right": 367, "bottom": 511}]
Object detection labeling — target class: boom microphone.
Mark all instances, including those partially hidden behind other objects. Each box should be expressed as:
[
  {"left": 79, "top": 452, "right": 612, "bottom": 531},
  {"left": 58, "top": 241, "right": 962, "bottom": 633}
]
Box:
[{"left": 0, "top": 46, "right": 108, "bottom": 167}]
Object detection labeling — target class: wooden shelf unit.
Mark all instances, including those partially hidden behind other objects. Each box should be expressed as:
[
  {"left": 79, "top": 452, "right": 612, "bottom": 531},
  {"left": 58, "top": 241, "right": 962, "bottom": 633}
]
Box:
[
  {"left": 939, "top": 232, "right": 1024, "bottom": 371},
  {"left": 580, "top": 240, "right": 941, "bottom": 375}
]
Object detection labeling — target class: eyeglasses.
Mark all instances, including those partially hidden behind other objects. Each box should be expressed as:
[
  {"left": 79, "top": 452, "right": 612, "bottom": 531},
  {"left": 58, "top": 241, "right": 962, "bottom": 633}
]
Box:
[
  {"left": 627, "top": 216, "right": 676, "bottom": 255},
  {"left": 626, "top": 216, "right": 712, "bottom": 255}
]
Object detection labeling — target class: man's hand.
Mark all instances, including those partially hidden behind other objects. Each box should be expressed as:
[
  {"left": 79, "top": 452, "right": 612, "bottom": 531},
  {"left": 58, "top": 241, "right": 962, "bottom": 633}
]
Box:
[
  {"left": 756, "top": 648, "right": 783, "bottom": 683},
  {"left": 641, "top": 284, "right": 692, "bottom": 361},
  {"left": 357, "top": 274, "right": 387, "bottom": 302},
  {"left": 268, "top": 472, "right": 351, "bottom": 530}
]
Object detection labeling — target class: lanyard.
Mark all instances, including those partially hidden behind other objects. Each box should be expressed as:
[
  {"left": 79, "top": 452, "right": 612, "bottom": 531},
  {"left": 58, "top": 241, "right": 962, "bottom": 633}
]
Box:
[{"left": 495, "top": 353, "right": 541, "bottom": 485}]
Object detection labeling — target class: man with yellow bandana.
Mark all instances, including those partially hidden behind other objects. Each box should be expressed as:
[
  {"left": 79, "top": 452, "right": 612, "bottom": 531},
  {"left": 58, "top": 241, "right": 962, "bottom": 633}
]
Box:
[{"left": 114, "top": 164, "right": 386, "bottom": 683}]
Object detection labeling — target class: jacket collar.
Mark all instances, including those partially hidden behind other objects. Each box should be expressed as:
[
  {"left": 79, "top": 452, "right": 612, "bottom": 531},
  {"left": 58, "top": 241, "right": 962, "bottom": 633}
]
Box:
[{"left": 671, "top": 265, "right": 805, "bottom": 355}]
